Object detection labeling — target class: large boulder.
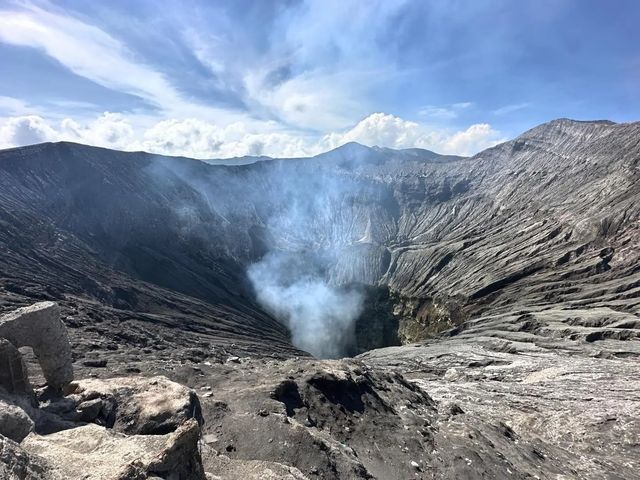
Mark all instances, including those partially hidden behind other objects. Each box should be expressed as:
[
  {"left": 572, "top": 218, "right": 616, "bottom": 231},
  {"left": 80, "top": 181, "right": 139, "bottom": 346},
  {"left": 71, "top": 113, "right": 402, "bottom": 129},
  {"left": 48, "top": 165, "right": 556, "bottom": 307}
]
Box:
[
  {"left": 0, "top": 301, "right": 207, "bottom": 478},
  {"left": 22, "top": 419, "right": 205, "bottom": 480},
  {"left": 0, "top": 302, "right": 73, "bottom": 392},
  {"left": 0, "top": 399, "right": 34, "bottom": 443},
  {"left": 66, "top": 376, "right": 203, "bottom": 435}
]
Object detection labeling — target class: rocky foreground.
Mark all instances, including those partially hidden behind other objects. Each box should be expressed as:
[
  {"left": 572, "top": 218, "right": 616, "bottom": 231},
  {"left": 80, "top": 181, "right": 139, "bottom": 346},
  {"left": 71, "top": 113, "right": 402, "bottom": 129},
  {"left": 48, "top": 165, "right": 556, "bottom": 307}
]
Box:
[
  {"left": 0, "top": 119, "right": 639, "bottom": 479},
  {"left": 2, "top": 302, "right": 639, "bottom": 479}
]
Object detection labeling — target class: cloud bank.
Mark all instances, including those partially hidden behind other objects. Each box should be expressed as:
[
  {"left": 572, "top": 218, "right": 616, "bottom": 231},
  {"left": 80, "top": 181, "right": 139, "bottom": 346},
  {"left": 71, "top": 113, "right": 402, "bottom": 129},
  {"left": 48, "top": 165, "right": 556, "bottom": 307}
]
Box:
[
  {"left": 0, "top": 1, "right": 518, "bottom": 159},
  {"left": 0, "top": 111, "right": 503, "bottom": 158}
]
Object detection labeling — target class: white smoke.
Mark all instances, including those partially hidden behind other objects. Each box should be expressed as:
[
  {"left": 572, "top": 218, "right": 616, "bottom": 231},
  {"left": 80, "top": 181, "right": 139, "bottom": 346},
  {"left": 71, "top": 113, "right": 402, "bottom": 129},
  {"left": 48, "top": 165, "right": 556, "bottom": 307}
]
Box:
[
  {"left": 143, "top": 143, "right": 376, "bottom": 358},
  {"left": 248, "top": 252, "right": 363, "bottom": 358}
]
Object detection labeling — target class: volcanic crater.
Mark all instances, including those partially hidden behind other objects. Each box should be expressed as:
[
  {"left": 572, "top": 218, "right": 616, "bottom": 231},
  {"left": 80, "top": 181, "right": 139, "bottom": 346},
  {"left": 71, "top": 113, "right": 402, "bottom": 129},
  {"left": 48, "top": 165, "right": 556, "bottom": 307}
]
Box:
[{"left": 1, "top": 118, "right": 639, "bottom": 479}]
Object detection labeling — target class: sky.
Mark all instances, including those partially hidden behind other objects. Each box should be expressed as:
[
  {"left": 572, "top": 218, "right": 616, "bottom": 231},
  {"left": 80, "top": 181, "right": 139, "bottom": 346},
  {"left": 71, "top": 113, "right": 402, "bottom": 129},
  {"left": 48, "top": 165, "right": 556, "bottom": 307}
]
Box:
[{"left": 0, "top": 0, "right": 638, "bottom": 158}]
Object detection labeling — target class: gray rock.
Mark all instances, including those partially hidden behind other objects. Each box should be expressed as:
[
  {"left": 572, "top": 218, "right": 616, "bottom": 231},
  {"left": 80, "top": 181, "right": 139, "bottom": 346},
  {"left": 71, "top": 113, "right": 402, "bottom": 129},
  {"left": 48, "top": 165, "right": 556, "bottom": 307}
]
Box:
[
  {"left": 81, "top": 358, "right": 107, "bottom": 368},
  {"left": 0, "top": 399, "right": 34, "bottom": 442},
  {"left": 69, "top": 376, "right": 203, "bottom": 435},
  {"left": 0, "top": 338, "right": 32, "bottom": 396},
  {"left": 22, "top": 419, "right": 205, "bottom": 480},
  {"left": 75, "top": 398, "right": 104, "bottom": 423},
  {"left": 0, "top": 434, "right": 51, "bottom": 480},
  {"left": 0, "top": 302, "right": 73, "bottom": 392}
]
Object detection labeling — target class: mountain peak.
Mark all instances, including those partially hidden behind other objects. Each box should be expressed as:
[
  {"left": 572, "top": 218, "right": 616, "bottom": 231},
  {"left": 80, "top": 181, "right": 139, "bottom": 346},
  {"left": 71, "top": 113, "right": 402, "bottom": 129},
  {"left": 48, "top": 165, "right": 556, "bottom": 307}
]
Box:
[
  {"left": 517, "top": 118, "right": 619, "bottom": 140},
  {"left": 329, "top": 141, "right": 373, "bottom": 153}
]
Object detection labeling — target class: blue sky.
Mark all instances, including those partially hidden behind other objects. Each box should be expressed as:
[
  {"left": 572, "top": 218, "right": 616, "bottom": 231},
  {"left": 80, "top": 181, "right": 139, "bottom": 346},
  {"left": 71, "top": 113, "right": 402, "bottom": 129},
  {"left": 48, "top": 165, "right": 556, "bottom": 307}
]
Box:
[{"left": 0, "top": 0, "right": 638, "bottom": 158}]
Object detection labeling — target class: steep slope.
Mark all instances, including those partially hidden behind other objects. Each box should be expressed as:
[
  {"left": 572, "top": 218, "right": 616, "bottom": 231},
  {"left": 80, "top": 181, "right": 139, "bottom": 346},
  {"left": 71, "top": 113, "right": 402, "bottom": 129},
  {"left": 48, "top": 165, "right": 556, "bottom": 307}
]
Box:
[
  {"left": 0, "top": 139, "right": 469, "bottom": 359},
  {"left": 0, "top": 143, "right": 302, "bottom": 366},
  {"left": 379, "top": 119, "right": 640, "bottom": 338}
]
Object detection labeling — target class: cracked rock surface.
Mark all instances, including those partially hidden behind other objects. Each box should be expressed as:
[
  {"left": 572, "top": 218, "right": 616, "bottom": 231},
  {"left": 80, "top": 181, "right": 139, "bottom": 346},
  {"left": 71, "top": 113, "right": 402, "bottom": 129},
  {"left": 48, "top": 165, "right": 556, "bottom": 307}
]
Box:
[{"left": 360, "top": 307, "right": 640, "bottom": 479}]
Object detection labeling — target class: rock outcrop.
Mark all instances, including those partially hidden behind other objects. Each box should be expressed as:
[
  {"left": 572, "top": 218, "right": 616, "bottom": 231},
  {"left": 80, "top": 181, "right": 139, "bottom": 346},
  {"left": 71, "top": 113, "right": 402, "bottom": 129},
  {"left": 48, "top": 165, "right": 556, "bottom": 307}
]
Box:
[
  {"left": 0, "top": 435, "right": 50, "bottom": 480},
  {"left": 65, "top": 376, "right": 203, "bottom": 435},
  {"left": 0, "top": 399, "right": 34, "bottom": 443},
  {"left": 0, "top": 302, "right": 73, "bottom": 392},
  {"left": 186, "top": 355, "right": 640, "bottom": 480},
  {"left": 360, "top": 307, "right": 640, "bottom": 479},
  {"left": 23, "top": 419, "right": 205, "bottom": 480},
  {"left": 0, "top": 302, "right": 207, "bottom": 480}
]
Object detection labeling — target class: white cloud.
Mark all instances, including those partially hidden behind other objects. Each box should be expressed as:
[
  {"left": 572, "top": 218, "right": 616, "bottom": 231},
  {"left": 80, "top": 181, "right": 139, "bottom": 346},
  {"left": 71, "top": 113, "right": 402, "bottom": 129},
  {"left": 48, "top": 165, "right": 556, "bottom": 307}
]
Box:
[
  {"left": 60, "top": 113, "right": 135, "bottom": 149},
  {"left": 0, "top": 116, "right": 57, "bottom": 147},
  {"left": 0, "top": 113, "right": 135, "bottom": 150},
  {"left": 0, "top": 4, "right": 389, "bottom": 133},
  {"left": 0, "top": 8, "right": 175, "bottom": 107},
  {"left": 418, "top": 102, "right": 474, "bottom": 120},
  {"left": 322, "top": 113, "right": 503, "bottom": 156},
  {"left": 0, "top": 114, "right": 317, "bottom": 158},
  {"left": 243, "top": 69, "right": 367, "bottom": 131},
  {"left": 237, "top": 0, "right": 406, "bottom": 131},
  {"left": 0, "top": 5, "right": 252, "bottom": 125},
  {"left": 0, "top": 112, "right": 504, "bottom": 158},
  {"left": 438, "top": 123, "right": 502, "bottom": 155},
  {"left": 323, "top": 113, "right": 422, "bottom": 149},
  {"left": 493, "top": 102, "right": 530, "bottom": 115},
  {"left": 141, "top": 119, "right": 313, "bottom": 158},
  {"left": 0, "top": 2, "right": 473, "bottom": 139},
  {"left": 183, "top": 0, "right": 405, "bottom": 132}
]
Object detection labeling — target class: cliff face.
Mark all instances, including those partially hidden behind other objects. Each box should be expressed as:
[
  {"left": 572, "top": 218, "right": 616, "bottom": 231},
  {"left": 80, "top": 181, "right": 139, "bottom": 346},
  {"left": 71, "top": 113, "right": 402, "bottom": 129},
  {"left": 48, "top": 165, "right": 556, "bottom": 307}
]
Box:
[
  {"left": 380, "top": 119, "right": 640, "bottom": 333},
  {"left": 0, "top": 143, "right": 301, "bottom": 361}
]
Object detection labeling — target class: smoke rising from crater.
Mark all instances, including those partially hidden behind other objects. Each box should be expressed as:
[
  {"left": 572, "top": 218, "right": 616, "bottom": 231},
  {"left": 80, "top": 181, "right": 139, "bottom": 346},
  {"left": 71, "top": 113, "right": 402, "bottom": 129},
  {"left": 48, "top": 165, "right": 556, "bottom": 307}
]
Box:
[
  {"left": 248, "top": 252, "right": 364, "bottom": 358},
  {"left": 145, "top": 144, "right": 385, "bottom": 358}
]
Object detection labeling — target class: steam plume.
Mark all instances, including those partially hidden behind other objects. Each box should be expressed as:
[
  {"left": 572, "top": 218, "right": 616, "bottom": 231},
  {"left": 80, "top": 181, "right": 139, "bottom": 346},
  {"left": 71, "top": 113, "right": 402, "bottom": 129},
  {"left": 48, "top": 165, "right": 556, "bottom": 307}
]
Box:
[
  {"left": 146, "top": 144, "right": 380, "bottom": 358},
  {"left": 248, "top": 252, "right": 363, "bottom": 358}
]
